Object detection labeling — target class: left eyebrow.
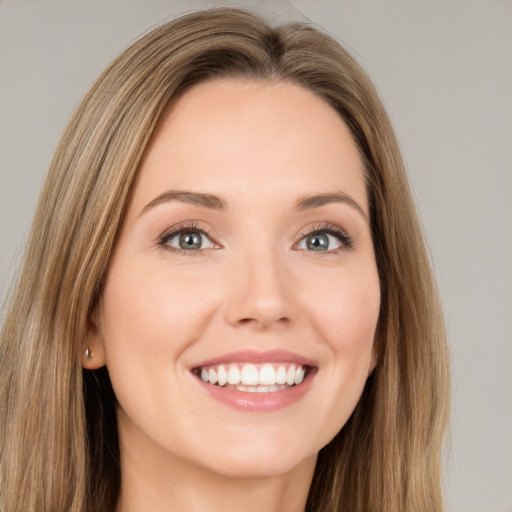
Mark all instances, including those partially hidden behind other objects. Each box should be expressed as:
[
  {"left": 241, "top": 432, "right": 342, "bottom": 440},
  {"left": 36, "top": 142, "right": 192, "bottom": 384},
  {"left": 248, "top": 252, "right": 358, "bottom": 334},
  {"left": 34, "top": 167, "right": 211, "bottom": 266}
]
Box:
[
  {"left": 139, "top": 190, "right": 226, "bottom": 217},
  {"left": 294, "top": 192, "right": 368, "bottom": 222}
]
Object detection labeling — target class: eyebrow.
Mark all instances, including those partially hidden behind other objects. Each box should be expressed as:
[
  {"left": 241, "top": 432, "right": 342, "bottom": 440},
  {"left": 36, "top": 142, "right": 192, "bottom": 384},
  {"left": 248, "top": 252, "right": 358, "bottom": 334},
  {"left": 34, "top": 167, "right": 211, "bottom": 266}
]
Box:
[
  {"left": 294, "top": 192, "right": 368, "bottom": 221},
  {"left": 140, "top": 190, "right": 226, "bottom": 216},
  {"left": 140, "top": 189, "right": 367, "bottom": 221}
]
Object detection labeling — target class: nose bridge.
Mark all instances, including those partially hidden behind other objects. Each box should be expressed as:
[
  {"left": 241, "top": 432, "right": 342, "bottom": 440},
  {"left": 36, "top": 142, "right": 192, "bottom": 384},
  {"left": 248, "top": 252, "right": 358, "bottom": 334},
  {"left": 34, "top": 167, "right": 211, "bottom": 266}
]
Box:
[{"left": 224, "top": 235, "right": 295, "bottom": 329}]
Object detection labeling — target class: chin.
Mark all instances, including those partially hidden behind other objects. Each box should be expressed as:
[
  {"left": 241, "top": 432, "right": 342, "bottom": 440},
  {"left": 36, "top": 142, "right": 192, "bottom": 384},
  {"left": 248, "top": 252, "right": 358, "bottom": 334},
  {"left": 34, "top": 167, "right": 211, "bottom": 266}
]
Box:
[
  {"left": 202, "top": 450, "right": 317, "bottom": 479},
  {"left": 186, "top": 432, "right": 320, "bottom": 479}
]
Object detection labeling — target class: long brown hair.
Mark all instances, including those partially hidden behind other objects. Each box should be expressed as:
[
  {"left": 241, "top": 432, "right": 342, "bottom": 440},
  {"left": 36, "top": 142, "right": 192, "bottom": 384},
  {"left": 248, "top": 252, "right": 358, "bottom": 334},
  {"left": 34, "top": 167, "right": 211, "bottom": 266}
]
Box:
[{"left": 0, "top": 7, "right": 450, "bottom": 511}]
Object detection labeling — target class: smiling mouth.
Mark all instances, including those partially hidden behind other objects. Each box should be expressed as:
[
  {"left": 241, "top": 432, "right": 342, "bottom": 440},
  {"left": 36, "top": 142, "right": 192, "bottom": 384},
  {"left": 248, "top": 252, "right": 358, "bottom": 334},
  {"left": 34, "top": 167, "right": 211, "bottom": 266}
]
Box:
[{"left": 192, "top": 363, "right": 312, "bottom": 393}]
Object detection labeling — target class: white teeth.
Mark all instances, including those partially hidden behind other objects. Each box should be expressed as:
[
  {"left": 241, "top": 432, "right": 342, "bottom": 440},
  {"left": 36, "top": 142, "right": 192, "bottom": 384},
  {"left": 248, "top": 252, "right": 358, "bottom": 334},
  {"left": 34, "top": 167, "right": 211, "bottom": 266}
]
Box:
[
  {"left": 259, "top": 364, "right": 276, "bottom": 385},
  {"left": 217, "top": 365, "right": 228, "bottom": 386},
  {"left": 235, "top": 384, "right": 289, "bottom": 393},
  {"left": 197, "top": 362, "right": 308, "bottom": 391},
  {"left": 227, "top": 366, "right": 241, "bottom": 385},
  {"left": 286, "top": 364, "right": 296, "bottom": 386},
  {"left": 241, "top": 364, "right": 259, "bottom": 385},
  {"left": 208, "top": 368, "right": 218, "bottom": 385},
  {"left": 295, "top": 366, "right": 305, "bottom": 384},
  {"left": 276, "top": 365, "right": 287, "bottom": 385}
]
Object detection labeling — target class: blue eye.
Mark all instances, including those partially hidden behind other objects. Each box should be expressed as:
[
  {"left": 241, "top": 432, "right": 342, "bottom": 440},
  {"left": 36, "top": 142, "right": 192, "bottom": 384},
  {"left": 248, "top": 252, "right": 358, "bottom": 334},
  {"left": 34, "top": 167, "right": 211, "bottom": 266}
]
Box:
[
  {"left": 298, "top": 232, "right": 341, "bottom": 251},
  {"left": 296, "top": 226, "right": 353, "bottom": 252},
  {"left": 160, "top": 229, "right": 214, "bottom": 251}
]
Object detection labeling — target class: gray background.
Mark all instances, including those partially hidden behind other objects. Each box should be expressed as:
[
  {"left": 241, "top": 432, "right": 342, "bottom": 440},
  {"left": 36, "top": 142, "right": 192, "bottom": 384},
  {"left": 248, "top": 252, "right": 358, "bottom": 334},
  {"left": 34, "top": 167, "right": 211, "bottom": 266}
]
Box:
[{"left": 1, "top": 1, "right": 511, "bottom": 511}]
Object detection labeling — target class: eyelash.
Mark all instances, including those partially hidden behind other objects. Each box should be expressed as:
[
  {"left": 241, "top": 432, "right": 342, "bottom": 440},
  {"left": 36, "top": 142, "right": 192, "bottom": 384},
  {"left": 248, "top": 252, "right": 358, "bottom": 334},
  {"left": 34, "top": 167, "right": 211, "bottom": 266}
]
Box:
[
  {"left": 157, "top": 221, "right": 353, "bottom": 255},
  {"left": 157, "top": 221, "right": 219, "bottom": 255},
  {"left": 294, "top": 223, "right": 353, "bottom": 252}
]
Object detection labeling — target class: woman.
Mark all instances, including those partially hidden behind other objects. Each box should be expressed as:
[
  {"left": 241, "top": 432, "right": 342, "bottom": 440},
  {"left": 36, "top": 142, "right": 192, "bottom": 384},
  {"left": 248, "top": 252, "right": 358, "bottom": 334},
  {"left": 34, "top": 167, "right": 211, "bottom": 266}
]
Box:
[{"left": 0, "top": 7, "right": 450, "bottom": 512}]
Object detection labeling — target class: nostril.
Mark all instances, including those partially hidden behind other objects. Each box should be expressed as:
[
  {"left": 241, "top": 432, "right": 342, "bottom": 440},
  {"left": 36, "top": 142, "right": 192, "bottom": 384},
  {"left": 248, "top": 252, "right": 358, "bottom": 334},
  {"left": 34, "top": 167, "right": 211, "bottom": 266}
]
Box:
[{"left": 236, "top": 316, "right": 290, "bottom": 328}]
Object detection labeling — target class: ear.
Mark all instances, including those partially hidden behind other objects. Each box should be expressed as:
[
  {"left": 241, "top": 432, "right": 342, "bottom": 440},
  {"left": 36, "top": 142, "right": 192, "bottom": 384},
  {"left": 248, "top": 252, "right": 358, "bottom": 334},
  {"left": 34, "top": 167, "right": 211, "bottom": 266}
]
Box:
[{"left": 83, "top": 306, "right": 107, "bottom": 370}]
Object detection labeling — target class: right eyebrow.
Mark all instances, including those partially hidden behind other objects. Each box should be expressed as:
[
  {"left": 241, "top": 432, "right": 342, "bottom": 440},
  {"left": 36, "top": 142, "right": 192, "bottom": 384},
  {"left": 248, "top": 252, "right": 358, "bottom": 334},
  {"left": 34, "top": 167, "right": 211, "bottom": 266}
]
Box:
[{"left": 139, "top": 190, "right": 226, "bottom": 218}]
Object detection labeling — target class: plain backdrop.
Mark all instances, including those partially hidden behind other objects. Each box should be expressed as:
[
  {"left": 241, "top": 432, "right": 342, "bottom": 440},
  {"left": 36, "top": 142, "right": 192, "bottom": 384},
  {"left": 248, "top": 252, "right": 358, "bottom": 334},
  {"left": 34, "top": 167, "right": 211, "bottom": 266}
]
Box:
[{"left": 0, "top": 1, "right": 511, "bottom": 511}]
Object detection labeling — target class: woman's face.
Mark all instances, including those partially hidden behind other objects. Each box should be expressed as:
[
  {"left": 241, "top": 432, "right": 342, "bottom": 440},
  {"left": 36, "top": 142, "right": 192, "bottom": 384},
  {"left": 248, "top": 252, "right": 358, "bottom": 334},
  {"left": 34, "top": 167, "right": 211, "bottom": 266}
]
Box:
[{"left": 87, "top": 79, "right": 380, "bottom": 478}]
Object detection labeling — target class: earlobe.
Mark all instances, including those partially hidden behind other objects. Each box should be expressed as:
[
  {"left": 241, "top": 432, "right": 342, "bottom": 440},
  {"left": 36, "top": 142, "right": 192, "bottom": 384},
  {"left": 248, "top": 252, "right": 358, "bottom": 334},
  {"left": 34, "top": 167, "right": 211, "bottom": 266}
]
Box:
[{"left": 83, "top": 307, "right": 107, "bottom": 370}]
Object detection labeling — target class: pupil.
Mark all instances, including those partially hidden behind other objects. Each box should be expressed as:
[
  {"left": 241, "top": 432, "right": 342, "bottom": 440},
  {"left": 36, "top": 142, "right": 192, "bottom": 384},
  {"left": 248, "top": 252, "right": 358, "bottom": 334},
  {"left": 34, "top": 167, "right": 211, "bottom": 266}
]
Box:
[
  {"left": 179, "top": 232, "right": 201, "bottom": 250},
  {"left": 307, "top": 233, "right": 328, "bottom": 251}
]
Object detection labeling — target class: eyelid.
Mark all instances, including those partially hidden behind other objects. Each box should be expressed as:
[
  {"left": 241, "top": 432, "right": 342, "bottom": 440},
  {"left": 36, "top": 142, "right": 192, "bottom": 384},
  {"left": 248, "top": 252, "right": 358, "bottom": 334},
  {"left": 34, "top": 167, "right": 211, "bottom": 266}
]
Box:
[
  {"left": 293, "top": 222, "right": 353, "bottom": 251},
  {"left": 156, "top": 220, "right": 352, "bottom": 254},
  {"left": 157, "top": 220, "right": 222, "bottom": 253}
]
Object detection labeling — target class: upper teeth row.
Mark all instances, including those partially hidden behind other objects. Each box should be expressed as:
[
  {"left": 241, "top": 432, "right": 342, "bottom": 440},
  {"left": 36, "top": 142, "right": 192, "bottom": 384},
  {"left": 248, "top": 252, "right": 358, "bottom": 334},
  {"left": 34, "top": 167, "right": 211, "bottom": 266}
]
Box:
[{"left": 199, "top": 363, "right": 306, "bottom": 387}]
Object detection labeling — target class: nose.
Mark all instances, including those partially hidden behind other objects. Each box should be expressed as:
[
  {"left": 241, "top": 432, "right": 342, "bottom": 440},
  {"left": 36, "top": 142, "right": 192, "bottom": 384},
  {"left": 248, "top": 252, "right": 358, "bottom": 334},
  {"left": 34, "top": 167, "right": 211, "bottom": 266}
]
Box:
[{"left": 223, "top": 247, "right": 296, "bottom": 330}]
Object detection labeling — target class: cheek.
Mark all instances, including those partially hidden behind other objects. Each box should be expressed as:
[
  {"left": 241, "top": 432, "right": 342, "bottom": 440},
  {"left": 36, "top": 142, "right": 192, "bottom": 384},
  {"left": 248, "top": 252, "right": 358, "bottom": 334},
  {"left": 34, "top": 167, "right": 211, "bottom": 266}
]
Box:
[
  {"left": 307, "top": 264, "right": 380, "bottom": 393},
  {"left": 305, "top": 268, "right": 380, "bottom": 443},
  {"left": 100, "top": 261, "right": 219, "bottom": 361},
  {"left": 311, "top": 265, "right": 380, "bottom": 344},
  {"left": 97, "top": 261, "right": 223, "bottom": 428}
]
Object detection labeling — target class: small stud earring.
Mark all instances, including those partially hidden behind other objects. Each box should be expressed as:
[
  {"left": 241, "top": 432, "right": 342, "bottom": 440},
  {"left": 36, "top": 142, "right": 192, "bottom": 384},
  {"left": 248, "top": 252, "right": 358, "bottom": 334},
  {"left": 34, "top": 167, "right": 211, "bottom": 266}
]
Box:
[{"left": 84, "top": 348, "right": 93, "bottom": 361}]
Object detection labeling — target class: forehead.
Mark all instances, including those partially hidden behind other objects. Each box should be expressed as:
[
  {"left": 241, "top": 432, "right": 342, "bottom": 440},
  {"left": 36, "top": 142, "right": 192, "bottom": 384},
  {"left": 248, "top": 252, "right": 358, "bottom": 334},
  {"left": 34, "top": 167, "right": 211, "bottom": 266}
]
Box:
[{"left": 131, "top": 78, "right": 367, "bottom": 215}]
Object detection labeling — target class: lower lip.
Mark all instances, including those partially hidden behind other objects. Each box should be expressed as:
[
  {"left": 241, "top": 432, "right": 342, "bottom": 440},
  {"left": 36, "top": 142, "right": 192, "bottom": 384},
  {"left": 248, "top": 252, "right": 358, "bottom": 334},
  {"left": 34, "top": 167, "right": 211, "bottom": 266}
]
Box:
[{"left": 194, "top": 374, "right": 315, "bottom": 412}]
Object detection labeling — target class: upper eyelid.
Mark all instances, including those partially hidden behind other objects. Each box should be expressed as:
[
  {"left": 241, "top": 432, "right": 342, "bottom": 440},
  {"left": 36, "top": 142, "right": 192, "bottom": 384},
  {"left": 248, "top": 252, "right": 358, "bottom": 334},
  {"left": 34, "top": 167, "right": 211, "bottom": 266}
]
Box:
[
  {"left": 294, "top": 222, "right": 351, "bottom": 240},
  {"left": 157, "top": 221, "right": 220, "bottom": 247},
  {"left": 157, "top": 220, "right": 352, "bottom": 249},
  {"left": 293, "top": 223, "right": 353, "bottom": 251},
  {"left": 159, "top": 221, "right": 214, "bottom": 238}
]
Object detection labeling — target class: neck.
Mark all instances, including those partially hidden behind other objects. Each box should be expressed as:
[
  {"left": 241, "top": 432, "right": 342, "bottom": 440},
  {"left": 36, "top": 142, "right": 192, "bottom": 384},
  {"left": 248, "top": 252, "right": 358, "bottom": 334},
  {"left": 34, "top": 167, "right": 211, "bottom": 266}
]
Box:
[{"left": 116, "top": 464, "right": 315, "bottom": 512}]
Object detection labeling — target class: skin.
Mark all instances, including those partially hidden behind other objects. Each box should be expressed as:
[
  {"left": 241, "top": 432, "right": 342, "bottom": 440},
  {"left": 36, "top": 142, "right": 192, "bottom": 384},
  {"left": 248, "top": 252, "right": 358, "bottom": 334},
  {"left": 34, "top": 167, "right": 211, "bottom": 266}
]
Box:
[{"left": 86, "top": 79, "right": 381, "bottom": 512}]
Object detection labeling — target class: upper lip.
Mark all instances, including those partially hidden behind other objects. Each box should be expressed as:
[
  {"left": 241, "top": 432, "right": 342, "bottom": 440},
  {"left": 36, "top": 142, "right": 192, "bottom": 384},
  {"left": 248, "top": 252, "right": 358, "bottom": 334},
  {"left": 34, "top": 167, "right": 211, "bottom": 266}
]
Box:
[{"left": 191, "top": 349, "right": 317, "bottom": 369}]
